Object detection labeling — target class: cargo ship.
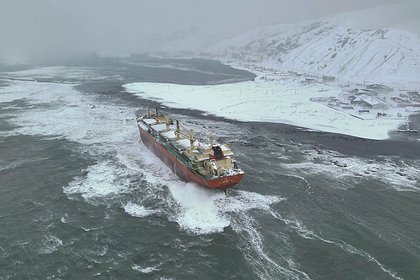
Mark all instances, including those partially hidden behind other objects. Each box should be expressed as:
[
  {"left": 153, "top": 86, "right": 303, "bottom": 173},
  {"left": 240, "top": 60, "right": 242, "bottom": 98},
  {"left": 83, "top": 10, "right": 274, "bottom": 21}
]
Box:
[{"left": 136, "top": 109, "right": 244, "bottom": 190}]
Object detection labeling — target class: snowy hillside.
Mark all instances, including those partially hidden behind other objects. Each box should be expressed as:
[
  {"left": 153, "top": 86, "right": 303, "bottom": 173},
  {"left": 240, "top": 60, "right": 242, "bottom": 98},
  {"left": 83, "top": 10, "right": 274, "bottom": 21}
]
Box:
[
  {"left": 148, "top": 26, "right": 218, "bottom": 55},
  {"left": 208, "top": 17, "right": 420, "bottom": 85}
]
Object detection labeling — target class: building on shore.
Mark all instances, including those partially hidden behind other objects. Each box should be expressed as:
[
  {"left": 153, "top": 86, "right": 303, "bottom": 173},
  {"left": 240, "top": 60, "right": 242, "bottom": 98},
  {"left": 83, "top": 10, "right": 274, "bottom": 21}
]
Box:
[{"left": 351, "top": 94, "right": 388, "bottom": 110}]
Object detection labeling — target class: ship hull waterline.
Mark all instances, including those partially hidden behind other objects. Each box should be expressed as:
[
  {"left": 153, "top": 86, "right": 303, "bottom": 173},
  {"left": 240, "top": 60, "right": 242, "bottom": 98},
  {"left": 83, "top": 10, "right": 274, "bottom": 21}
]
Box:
[{"left": 138, "top": 126, "right": 244, "bottom": 190}]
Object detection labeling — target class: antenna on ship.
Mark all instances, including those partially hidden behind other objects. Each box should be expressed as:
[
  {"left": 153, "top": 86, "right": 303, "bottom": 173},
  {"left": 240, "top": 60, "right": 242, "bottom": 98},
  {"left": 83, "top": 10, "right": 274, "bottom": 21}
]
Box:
[
  {"left": 147, "top": 108, "right": 151, "bottom": 117},
  {"left": 155, "top": 108, "right": 159, "bottom": 117}
]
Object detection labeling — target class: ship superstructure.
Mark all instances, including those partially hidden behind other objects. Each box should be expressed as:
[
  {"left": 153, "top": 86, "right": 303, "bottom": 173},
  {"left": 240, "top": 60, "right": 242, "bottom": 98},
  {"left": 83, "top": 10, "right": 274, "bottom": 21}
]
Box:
[{"left": 136, "top": 109, "right": 244, "bottom": 190}]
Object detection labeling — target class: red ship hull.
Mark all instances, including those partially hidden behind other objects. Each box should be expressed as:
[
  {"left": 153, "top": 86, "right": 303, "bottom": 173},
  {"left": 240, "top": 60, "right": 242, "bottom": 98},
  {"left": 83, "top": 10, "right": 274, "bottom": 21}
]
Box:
[{"left": 138, "top": 126, "right": 244, "bottom": 190}]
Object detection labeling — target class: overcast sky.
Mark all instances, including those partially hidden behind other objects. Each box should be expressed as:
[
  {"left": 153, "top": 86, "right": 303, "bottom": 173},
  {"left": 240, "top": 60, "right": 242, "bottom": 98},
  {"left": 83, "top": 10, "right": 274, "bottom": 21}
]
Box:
[{"left": 0, "top": 0, "right": 418, "bottom": 62}]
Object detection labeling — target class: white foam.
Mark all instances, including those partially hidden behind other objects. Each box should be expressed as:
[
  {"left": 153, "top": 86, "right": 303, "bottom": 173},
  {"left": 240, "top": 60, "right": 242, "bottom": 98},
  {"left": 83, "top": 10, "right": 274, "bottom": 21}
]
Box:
[
  {"left": 0, "top": 157, "right": 48, "bottom": 171},
  {"left": 1, "top": 79, "right": 137, "bottom": 150},
  {"left": 39, "top": 234, "right": 63, "bottom": 254},
  {"left": 221, "top": 190, "right": 283, "bottom": 213},
  {"left": 4, "top": 66, "right": 117, "bottom": 80},
  {"left": 60, "top": 214, "right": 68, "bottom": 224},
  {"left": 63, "top": 161, "right": 133, "bottom": 201},
  {"left": 168, "top": 182, "right": 229, "bottom": 234},
  {"left": 132, "top": 265, "right": 160, "bottom": 273},
  {"left": 124, "top": 202, "right": 159, "bottom": 218},
  {"left": 0, "top": 80, "right": 77, "bottom": 104},
  {"left": 285, "top": 149, "right": 420, "bottom": 192},
  {"left": 81, "top": 227, "right": 103, "bottom": 232},
  {"left": 0, "top": 78, "right": 152, "bottom": 208}
]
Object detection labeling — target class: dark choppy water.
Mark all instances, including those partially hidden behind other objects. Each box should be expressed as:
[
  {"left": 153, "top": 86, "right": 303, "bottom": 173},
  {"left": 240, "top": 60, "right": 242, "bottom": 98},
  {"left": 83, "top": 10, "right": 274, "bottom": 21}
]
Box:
[{"left": 0, "top": 57, "right": 419, "bottom": 280}]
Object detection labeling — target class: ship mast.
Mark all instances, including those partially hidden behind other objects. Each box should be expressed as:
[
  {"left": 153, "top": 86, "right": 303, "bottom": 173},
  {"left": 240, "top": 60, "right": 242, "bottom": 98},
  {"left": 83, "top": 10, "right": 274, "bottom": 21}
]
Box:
[
  {"left": 188, "top": 130, "right": 196, "bottom": 152},
  {"left": 176, "top": 120, "right": 181, "bottom": 140},
  {"left": 164, "top": 115, "right": 171, "bottom": 131},
  {"left": 209, "top": 133, "right": 216, "bottom": 147}
]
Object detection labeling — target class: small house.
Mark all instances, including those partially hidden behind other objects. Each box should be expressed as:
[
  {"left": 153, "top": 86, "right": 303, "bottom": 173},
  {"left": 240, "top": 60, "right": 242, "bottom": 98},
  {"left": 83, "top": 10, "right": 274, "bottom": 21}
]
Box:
[
  {"left": 366, "top": 84, "right": 393, "bottom": 93},
  {"left": 351, "top": 94, "right": 388, "bottom": 110},
  {"left": 408, "top": 91, "right": 420, "bottom": 102},
  {"left": 322, "top": 75, "right": 336, "bottom": 82}
]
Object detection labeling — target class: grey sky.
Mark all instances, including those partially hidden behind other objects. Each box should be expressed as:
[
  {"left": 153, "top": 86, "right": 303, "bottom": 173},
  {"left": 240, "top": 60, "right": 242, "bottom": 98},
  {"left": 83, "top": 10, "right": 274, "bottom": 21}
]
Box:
[{"left": 0, "top": 0, "right": 417, "bottom": 62}]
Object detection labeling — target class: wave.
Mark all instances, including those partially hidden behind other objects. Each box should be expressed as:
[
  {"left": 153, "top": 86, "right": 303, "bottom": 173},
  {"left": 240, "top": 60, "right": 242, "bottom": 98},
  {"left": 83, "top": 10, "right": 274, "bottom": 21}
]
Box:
[{"left": 285, "top": 149, "right": 420, "bottom": 192}]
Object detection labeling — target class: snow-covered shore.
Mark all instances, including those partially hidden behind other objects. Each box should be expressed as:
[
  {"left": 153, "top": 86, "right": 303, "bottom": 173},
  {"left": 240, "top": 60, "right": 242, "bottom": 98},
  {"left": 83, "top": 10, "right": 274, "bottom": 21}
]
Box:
[{"left": 123, "top": 69, "right": 416, "bottom": 140}]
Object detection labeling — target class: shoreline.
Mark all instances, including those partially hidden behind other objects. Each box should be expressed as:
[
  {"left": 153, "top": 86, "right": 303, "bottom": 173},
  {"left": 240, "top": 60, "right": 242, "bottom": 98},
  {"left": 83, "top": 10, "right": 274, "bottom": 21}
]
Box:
[{"left": 3, "top": 58, "right": 419, "bottom": 142}]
